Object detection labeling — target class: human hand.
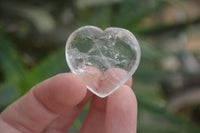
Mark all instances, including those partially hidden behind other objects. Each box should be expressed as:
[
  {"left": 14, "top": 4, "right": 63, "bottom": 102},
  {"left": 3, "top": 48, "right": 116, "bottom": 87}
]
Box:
[{"left": 0, "top": 73, "right": 137, "bottom": 133}]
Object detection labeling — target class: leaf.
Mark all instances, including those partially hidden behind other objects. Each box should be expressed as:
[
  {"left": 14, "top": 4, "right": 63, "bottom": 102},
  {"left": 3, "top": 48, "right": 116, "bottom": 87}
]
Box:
[
  {"left": 137, "top": 96, "right": 200, "bottom": 133},
  {"left": 0, "top": 31, "right": 27, "bottom": 82},
  {"left": 0, "top": 81, "right": 19, "bottom": 109},
  {"left": 113, "top": 0, "right": 158, "bottom": 28}
]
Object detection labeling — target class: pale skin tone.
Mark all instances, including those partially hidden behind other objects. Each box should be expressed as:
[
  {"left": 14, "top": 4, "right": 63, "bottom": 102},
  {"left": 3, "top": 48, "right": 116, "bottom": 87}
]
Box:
[{"left": 0, "top": 72, "right": 137, "bottom": 133}]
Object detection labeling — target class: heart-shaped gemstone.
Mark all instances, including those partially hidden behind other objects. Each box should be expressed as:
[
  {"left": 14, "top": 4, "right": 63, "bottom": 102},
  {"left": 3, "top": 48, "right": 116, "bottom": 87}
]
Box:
[{"left": 65, "top": 26, "right": 141, "bottom": 98}]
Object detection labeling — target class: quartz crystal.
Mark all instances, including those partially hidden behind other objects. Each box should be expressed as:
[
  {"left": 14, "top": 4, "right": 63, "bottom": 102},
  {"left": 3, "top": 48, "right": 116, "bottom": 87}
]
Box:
[{"left": 65, "top": 26, "right": 141, "bottom": 98}]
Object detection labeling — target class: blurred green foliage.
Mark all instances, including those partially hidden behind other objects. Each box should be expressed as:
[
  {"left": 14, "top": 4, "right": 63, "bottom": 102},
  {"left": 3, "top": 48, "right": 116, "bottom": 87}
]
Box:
[{"left": 1, "top": 0, "right": 200, "bottom": 132}]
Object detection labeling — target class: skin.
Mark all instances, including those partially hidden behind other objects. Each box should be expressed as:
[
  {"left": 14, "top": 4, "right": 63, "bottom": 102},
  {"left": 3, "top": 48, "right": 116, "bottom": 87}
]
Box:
[{"left": 0, "top": 72, "right": 137, "bottom": 133}]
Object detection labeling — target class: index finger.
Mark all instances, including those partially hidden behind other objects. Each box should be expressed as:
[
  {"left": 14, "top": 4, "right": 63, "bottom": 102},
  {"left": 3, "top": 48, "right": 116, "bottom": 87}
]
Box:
[{"left": 0, "top": 73, "right": 87, "bottom": 133}]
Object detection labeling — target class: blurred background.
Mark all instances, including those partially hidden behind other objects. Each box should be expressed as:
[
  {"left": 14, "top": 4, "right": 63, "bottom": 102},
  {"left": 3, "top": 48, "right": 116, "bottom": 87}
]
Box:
[{"left": 0, "top": 0, "right": 200, "bottom": 132}]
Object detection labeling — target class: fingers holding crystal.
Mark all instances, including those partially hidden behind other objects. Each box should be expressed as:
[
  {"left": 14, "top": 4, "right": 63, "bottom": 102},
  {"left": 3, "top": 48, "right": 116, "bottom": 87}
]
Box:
[
  {"left": 77, "top": 66, "right": 102, "bottom": 95},
  {"left": 97, "top": 68, "right": 131, "bottom": 97}
]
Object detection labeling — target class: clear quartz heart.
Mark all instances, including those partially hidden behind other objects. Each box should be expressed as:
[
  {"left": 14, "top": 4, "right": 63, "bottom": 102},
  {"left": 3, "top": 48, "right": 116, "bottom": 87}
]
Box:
[{"left": 65, "top": 26, "right": 141, "bottom": 98}]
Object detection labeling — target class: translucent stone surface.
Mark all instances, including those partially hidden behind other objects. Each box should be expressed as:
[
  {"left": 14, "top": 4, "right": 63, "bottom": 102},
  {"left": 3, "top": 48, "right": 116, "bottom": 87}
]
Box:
[{"left": 65, "top": 26, "right": 141, "bottom": 98}]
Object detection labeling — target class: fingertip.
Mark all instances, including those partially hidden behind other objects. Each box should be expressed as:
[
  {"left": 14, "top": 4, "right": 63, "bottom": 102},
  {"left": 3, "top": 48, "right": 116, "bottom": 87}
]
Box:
[
  {"left": 33, "top": 73, "right": 87, "bottom": 113},
  {"left": 106, "top": 85, "right": 137, "bottom": 133},
  {"left": 108, "top": 85, "right": 137, "bottom": 109},
  {"left": 60, "top": 73, "right": 88, "bottom": 106}
]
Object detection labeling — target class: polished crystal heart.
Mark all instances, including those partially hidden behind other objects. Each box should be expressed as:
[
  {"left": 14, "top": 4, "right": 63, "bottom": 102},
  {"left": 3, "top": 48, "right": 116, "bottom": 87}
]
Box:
[{"left": 65, "top": 26, "right": 141, "bottom": 98}]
